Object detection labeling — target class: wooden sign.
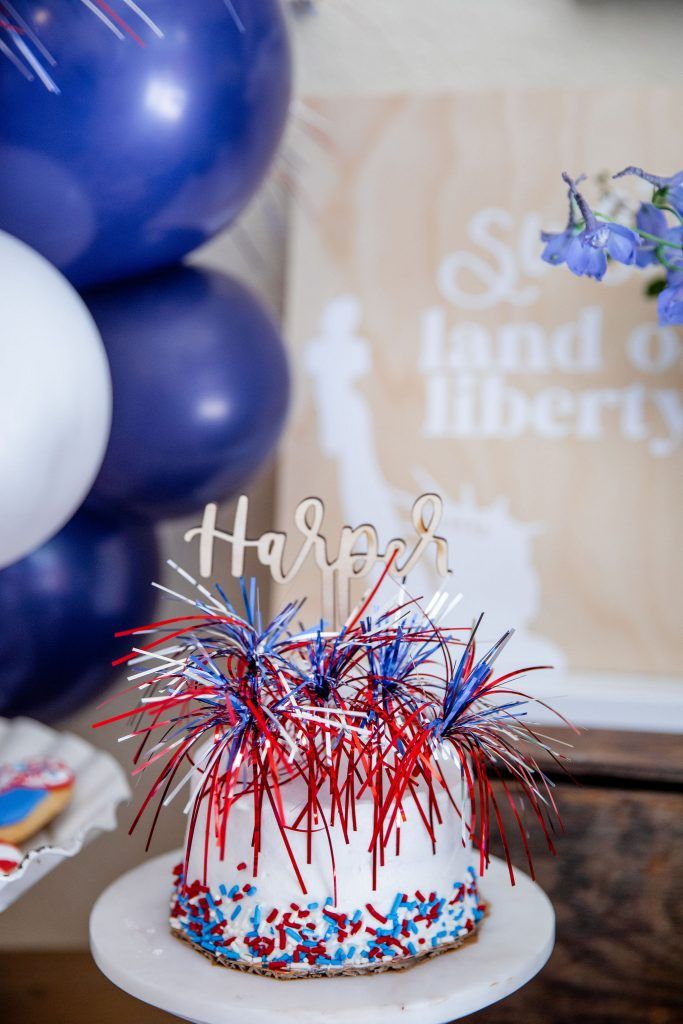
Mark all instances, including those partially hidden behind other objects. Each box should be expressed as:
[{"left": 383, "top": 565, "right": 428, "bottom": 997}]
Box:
[
  {"left": 184, "top": 492, "right": 450, "bottom": 625},
  {"left": 277, "top": 90, "right": 683, "bottom": 728}
]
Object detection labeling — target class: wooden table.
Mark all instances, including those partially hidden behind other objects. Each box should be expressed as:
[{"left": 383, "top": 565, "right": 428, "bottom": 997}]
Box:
[{"left": 2, "top": 730, "right": 682, "bottom": 1023}]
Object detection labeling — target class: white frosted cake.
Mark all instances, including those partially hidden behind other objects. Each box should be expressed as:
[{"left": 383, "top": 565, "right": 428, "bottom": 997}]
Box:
[
  {"left": 170, "top": 768, "right": 483, "bottom": 975},
  {"left": 107, "top": 563, "right": 563, "bottom": 979}
]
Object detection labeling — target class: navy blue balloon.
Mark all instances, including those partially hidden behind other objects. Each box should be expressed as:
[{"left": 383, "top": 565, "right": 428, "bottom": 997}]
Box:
[
  {"left": 84, "top": 265, "right": 290, "bottom": 520},
  {"left": 0, "top": 1, "right": 290, "bottom": 287},
  {"left": 0, "top": 511, "right": 159, "bottom": 722}
]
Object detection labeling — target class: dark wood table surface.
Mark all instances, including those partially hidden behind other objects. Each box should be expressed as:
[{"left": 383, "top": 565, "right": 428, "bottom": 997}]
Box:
[{"left": 2, "top": 730, "right": 682, "bottom": 1023}]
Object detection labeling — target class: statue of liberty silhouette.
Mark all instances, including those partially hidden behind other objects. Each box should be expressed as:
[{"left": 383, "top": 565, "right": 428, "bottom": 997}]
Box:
[{"left": 305, "top": 294, "right": 566, "bottom": 672}]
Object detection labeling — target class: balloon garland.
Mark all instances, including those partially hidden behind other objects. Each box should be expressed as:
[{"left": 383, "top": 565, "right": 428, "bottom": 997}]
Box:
[
  {"left": 84, "top": 266, "right": 290, "bottom": 521},
  {"left": 0, "top": 0, "right": 291, "bottom": 288},
  {"left": 0, "top": 2, "right": 292, "bottom": 719},
  {"left": 0, "top": 510, "right": 159, "bottom": 721},
  {"left": 0, "top": 230, "right": 111, "bottom": 569}
]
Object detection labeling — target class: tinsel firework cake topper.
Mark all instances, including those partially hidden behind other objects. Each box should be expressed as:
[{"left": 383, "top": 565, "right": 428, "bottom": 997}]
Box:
[
  {"left": 96, "top": 490, "right": 573, "bottom": 908},
  {"left": 184, "top": 493, "right": 450, "bottom": 625}
]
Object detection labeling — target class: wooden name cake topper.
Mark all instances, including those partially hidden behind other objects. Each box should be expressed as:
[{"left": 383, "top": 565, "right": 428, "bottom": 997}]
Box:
[{"left": 184, "top": 493, "right": 450, "bottom": 625}]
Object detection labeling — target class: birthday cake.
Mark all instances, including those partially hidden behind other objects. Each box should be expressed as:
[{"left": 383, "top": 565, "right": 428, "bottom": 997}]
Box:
[
  {"left": 105, "top": 529, "right": 565, "bottom": 979},
  {"left": 171, "top": 751, "right": 483, "bottom": 975}
]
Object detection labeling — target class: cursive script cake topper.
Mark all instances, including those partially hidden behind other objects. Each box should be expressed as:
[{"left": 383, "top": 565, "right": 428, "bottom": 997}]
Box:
[{"left": 184, "top": 493, "right": 450, "bottom": 625}]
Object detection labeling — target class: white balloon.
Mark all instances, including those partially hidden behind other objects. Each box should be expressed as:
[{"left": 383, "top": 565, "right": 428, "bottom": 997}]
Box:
[{"left": 0, "top": 230, "right": 112, "bottom": 569}]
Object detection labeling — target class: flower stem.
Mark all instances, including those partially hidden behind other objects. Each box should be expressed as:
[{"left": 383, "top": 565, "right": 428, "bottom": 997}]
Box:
[
  {"left": 657, "top": 204, "right": 683, "bottom": 225},
  {"left": 655, "top": 247, "right": 683, "bottom": 273}
]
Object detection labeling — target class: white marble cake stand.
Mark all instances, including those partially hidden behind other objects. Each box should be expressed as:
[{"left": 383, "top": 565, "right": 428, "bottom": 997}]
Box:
[{"left": 90, "top": 850, "right": 554, "bottom": 1024}]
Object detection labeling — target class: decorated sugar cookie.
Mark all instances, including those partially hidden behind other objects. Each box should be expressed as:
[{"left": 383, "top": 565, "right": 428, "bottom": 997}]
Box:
[
  {"left": 0, "top": 840, "right": 22, "bottom": 875},
  {"left": 0, "top": 759, "right": 74, "bottom": 844}
]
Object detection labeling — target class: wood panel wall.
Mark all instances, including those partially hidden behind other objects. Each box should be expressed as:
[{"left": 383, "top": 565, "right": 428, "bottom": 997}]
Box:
[{"left": 2, "top": 731, "right": 681, "bottom": 1023}]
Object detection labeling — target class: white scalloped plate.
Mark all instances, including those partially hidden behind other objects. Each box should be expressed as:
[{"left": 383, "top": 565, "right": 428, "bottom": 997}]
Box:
[{"left": 0, "top": 716, "right": 130, "bottom": 912}]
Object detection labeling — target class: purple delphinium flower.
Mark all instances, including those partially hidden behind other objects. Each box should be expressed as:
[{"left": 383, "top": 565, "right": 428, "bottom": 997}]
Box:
[
  {"left": 662, "top": 226, "right": 683, "bottom": 271},
  {"left": 540, "top": 177, "right": 581, "bottom": 267},
  {"left": 614, "top": 166, "right": 683, "bottom": 219},
  {"left": 542, "top": 173, "right": 639, "bottom": 281},
  {"left": 658, "top": 271, "right": 683, "bottom": 326},
  {"left": 635, "top": 203, "right": 669, "bottom": 266}
]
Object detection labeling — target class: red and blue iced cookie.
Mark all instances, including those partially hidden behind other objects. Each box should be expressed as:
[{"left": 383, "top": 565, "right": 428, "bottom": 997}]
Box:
[
  {"left": 0, "top": 840, "right": 22, "bottom": 875},
  {"left": 0, "top": 759, "right": 74, "bottom": 844}
]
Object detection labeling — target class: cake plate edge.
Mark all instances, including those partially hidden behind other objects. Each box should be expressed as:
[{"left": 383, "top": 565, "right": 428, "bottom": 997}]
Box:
[{"left": 90, "top": 849, "right": 555, "bottom": 1024}]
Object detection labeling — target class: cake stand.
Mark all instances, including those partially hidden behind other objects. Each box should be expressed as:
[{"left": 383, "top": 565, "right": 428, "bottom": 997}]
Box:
[{"left": 90, "top": 850, "right": 554, "bottom": 1024}]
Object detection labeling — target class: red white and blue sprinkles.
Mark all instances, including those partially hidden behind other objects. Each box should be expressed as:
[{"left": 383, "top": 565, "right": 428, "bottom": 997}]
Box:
[{"left": 171, "top": 863, "right": 485, "bottom": 972}]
